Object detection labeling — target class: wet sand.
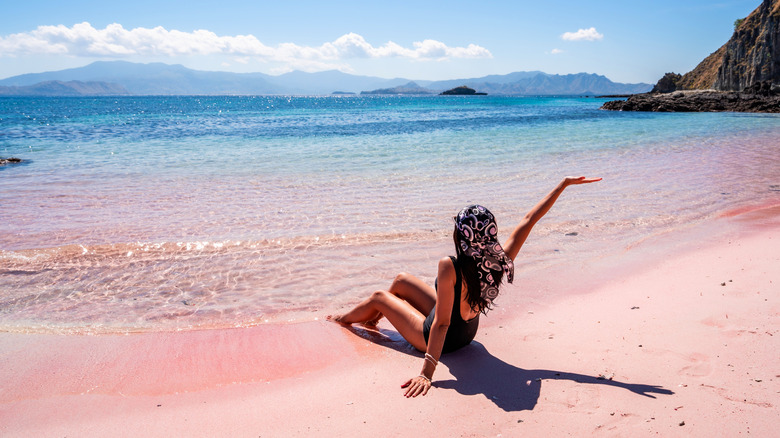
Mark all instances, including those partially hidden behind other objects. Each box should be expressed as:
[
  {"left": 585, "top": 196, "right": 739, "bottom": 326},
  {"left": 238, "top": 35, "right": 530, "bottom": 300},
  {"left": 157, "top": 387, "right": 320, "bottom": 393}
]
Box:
[{"left": 1, "top": 205, "right": 778, "bottom": 437}]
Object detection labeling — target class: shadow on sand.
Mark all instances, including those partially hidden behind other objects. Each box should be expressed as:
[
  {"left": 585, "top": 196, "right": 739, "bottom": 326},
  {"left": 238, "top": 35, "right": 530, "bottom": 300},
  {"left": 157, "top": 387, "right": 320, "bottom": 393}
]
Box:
[
  {"left": 341, "top": 325, "right": 674, "bottom": 412},
  {"left": 437, "top": 342, "right": 674, "bottom": 412}
]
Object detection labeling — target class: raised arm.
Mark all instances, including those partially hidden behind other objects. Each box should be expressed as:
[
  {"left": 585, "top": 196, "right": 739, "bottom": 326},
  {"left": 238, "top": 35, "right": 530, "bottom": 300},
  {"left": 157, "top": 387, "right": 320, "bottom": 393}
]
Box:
[{"left": 503, "top": 176, "right": 601, "bottom": 261}]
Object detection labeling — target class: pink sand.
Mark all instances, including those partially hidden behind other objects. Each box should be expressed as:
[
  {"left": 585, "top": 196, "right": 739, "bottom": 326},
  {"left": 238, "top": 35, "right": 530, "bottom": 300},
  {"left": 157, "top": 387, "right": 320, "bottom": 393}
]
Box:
[{"left": 1, "top": 207, "right": 778, "bottom": 437}]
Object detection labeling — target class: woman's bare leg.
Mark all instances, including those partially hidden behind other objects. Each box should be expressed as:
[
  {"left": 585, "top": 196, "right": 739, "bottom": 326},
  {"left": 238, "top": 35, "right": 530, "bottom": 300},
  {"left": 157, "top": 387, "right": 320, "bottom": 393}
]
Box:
[
  {"left": 364, "top": 272, "right": 436, "bottom": 325},
  {"left": 328, "top": 290, "right": 428, "bottom": 350}
]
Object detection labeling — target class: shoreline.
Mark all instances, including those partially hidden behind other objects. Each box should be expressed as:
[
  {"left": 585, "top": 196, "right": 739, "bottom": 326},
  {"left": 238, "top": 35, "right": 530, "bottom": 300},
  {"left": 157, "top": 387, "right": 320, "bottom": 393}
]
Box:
[
  {"left": 600, "top": 89, "right": 780, "bottom": 113},
  {"left": 1, "top": 202, "right": 778, "bottom": 436}
]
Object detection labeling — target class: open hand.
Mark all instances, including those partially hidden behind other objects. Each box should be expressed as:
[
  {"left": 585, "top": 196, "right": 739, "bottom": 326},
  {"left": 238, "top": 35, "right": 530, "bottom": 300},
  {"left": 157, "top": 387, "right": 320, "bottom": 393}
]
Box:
[
  {"left": 401, "top": 375, "right": 432, "bottom": 398},
  {"left": 564, "top": 176, "right": 602, "bottom": 186}
]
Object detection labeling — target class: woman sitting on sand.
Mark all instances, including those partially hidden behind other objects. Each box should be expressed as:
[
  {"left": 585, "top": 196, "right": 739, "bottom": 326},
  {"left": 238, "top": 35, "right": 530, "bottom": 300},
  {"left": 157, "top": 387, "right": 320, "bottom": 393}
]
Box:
[{"left": 328, "top": 176, "right": 601, "bottom": 397}]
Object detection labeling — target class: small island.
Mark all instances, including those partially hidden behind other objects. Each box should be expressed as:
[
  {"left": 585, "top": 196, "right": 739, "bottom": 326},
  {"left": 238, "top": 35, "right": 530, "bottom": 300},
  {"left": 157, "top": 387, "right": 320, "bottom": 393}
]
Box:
[{"left": 439, "top": 86, "right": 487, "bottom": 96}]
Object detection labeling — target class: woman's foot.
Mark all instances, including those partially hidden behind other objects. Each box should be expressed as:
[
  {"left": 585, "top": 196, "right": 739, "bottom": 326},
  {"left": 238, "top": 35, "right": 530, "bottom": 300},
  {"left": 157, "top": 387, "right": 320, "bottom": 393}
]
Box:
[
  {"left": 362, "top": 314, "right": 383, "bottom": 327},
  {"left": 326, "top": 314, "right": 351, "bottom": 324},
  {"left": 327, "top": 313, "right": 382, "bottom": 329}
]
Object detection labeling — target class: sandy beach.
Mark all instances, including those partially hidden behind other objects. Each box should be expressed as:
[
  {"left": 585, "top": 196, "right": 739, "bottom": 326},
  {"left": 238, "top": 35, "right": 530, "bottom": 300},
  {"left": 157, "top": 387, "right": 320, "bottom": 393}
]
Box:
[
  {"left": 3, "top": 0, "right": 780, "bottom": 435},
  {"left": 1, "top": 203, "right": 778, "bottom": 437}
]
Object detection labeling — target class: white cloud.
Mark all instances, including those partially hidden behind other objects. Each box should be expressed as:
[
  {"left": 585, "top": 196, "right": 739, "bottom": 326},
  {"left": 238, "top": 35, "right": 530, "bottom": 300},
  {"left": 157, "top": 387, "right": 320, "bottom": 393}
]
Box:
[
  {"left": 0, "top": 23, "right": 492, "bottom": 64},
  {"left": 550, "top": 48, "right": 564, "bottom": 55},
  {"left": 561, "top": 27, "right": 604, "bottom": 42},
  {"left": 0, "top": 22, "right": 275, "bottom": 57}
]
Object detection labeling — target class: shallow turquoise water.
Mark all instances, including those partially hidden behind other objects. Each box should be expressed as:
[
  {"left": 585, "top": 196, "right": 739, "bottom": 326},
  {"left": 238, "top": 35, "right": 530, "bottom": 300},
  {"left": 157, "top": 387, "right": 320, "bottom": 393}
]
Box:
[{"left": 1, "top": 96, "right": 779, "bottom": 333}]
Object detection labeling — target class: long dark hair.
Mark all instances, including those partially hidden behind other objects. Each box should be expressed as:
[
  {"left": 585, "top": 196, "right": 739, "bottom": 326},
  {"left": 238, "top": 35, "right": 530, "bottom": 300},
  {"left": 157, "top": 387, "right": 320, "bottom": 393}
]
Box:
[{"left": 453, "top": 229, "right": 505, "bottom": 315}]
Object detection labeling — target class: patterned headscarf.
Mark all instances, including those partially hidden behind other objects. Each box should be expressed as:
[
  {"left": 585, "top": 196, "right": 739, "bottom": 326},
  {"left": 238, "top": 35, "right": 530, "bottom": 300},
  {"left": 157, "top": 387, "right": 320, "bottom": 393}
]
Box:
[{"left": 454, "top": 205, "right": 515, "bottom": 303}]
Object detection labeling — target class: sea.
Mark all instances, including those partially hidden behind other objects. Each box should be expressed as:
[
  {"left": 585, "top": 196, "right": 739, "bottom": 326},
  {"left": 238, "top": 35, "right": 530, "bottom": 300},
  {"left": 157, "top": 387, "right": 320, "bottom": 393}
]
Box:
[{"left": 1, "top": 95, "right": 779, "bottom": 334}]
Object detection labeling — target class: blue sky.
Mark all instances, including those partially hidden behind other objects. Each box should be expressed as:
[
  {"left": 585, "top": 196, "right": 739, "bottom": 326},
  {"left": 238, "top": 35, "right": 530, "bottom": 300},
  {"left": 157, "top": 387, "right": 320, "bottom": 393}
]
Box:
[{"left": 0, "top": 0, "right": 760, "bottom": 83}]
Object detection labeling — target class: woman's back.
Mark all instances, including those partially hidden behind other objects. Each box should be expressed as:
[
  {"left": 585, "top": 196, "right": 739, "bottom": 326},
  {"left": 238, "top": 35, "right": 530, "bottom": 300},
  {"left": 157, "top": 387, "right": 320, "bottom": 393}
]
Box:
[{"left": 423, "top": 256, "right": 479, "bottom": 353}]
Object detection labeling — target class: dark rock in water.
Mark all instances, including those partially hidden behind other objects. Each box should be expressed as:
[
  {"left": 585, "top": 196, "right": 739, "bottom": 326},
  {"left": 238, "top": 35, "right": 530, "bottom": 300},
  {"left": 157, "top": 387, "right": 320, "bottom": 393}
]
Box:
[
  {"left": 601, "top": 90, "right": 780, "bottom": 113},
  {"left": 0, "top": 157, "right": 23, "bottom": 165},
  {"left": 439, "top": 86, "right": 487, "bottom": 95}
]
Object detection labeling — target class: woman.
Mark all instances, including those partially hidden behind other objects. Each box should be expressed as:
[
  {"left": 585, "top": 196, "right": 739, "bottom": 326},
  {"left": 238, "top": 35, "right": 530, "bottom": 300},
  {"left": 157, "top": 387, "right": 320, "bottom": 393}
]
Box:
[{"left": 328, "top": 176, "right": 601, "bottom": 397}]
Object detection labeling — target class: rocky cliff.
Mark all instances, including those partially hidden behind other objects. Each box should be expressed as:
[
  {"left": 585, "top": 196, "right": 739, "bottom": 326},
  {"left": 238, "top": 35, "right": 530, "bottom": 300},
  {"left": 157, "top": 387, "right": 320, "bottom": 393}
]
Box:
[
  {"left": 602, "top": 0, "right": 780, "bottom": 112},
  {"left": 678, "top": 0, "right": 779, "bottom": 91}
]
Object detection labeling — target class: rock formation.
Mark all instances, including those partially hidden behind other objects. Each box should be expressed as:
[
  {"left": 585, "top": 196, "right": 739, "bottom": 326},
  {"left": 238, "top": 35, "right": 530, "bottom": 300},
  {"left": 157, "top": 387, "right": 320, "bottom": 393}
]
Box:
[
  {"left": 600, "top": 89, "right": 780, "bottom": 112},
  {"left": 651, "top": 73, "right": 683, "bottom": 93},
  {"left": 713, "top": 0, "right": 779, "bottom": 91},
  {"left": 603, "top": 0, "right": 780, "bottom": 112},
  {"left": 676, "top": 0, "right": 779, "bottom": 91}
]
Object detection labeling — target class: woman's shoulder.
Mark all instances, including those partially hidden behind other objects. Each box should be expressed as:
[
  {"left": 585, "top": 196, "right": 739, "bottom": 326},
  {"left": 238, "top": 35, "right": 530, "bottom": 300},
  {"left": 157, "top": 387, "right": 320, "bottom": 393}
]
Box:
[
  {"left": 437, "top": 256, "right": 457, "bottom": 283},
  {"left": 438, "top": 256, "right": 456, "bottom": 270}
]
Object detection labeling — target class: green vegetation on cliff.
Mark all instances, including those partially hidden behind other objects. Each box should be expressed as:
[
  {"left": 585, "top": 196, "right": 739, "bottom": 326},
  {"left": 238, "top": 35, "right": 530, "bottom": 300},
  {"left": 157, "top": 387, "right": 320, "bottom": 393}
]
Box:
[{"left": 677, "top": 0, "right": 779, "bottom": 91}]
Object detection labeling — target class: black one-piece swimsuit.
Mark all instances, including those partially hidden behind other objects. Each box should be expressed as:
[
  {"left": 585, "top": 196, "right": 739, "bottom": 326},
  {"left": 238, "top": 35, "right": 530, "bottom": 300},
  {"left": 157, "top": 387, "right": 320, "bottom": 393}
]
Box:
[{"left": 422, "top": 256, "right": 479, "bottom": 354}]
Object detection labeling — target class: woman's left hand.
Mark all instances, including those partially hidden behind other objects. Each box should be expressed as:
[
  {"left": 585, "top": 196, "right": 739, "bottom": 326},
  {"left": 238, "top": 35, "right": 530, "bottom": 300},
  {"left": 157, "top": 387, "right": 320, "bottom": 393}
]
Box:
[
  {"left": 401, "top": 375, "right": 432, "bottom": 397},
  {"left": 563, "top": 176, "right": 602, "bottom": 186}
]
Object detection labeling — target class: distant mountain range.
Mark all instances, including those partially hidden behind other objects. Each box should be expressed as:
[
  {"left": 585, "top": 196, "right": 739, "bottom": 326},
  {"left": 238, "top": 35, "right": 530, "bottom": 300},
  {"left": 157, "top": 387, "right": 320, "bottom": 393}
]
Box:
[
  {"left": 0, "top": 80, "right": 130, "bottom": 96},
  {"left": 361, "top": 82, "right": 436, "bottom": 95},
  {"left": 0, "top": 61, "right": 652, "bottom": 96}
]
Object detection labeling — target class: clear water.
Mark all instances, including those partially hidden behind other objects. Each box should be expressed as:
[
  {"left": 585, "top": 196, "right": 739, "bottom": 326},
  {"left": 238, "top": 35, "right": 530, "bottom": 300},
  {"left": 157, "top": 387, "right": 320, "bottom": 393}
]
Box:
[{"left": 1, "top": 95, "right": 779, "bottom": 333}]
